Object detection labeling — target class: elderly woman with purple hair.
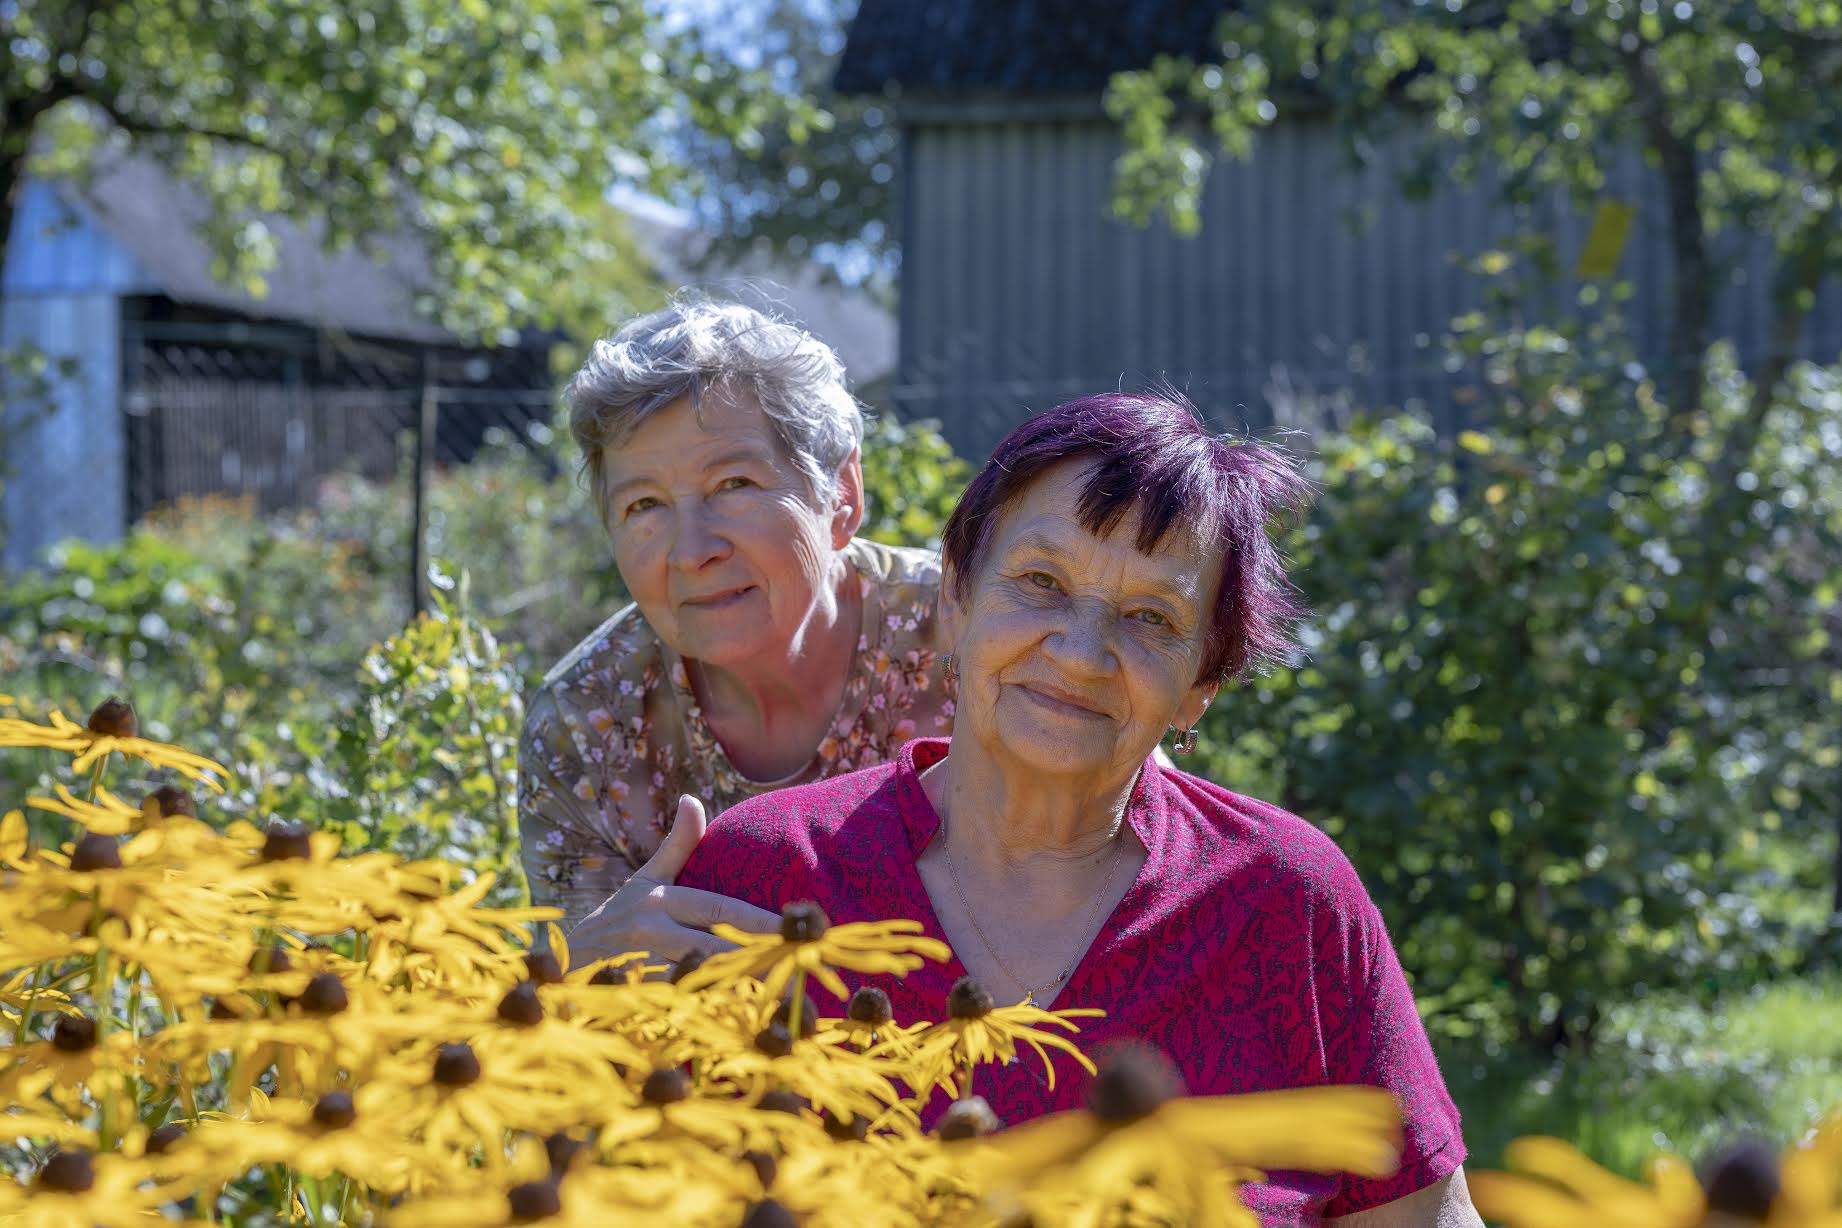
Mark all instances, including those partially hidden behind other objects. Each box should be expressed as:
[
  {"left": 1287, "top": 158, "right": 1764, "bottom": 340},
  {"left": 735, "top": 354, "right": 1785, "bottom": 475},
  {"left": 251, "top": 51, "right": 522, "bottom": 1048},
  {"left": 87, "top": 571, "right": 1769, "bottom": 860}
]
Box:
[{"left": 670, "top": 390, "right": 1481, "bottom": 1226}]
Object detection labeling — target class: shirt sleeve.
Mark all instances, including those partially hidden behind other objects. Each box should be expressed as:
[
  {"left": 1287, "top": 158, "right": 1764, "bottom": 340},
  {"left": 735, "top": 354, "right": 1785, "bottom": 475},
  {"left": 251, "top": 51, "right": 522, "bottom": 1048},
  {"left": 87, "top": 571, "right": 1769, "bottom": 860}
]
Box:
[
  {"left": 516, "top": 683, "right": 651, "bottom": 933},
  {"left": 1317, "top": 877, "right": 1467, "bottom": 1217}
]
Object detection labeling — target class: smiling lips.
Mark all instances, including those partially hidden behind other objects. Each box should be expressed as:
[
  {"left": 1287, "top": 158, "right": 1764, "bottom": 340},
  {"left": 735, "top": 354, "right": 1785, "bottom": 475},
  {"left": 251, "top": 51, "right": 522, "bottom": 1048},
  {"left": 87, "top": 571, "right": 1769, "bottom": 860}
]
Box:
[
  {"left": 680, "top": 585, "right": 755, "bottom": 609},
  {"left": 1016, "top": 681, "right": 1111, "bottom": 720}
]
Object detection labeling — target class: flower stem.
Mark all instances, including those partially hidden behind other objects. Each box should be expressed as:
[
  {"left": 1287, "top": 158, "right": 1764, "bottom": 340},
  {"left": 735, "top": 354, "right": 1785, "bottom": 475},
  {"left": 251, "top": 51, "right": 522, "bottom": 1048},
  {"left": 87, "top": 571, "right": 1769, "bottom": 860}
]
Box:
[
  {"left": 86, "top": 750, "right": 109, "bottom": 802},
  {"left": 788, "top": 970, "right": 808, "bottom": 1044}
]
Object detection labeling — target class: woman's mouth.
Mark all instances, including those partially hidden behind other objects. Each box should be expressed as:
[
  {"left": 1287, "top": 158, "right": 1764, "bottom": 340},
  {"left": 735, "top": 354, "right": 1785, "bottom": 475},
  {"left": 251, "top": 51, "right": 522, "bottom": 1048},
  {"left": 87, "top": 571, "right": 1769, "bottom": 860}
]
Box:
[
  {"left": 681, "top": 585, "right": 755, "bottom": 610},
  {"left": 1015, "top": 682, "right": 1110, "bottom": 720}
]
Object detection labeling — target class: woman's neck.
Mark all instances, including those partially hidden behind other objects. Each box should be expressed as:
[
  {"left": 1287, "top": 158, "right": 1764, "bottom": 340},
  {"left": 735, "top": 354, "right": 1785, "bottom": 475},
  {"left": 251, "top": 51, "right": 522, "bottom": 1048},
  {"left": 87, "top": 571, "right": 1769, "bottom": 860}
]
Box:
[
  {"left": 920, "top": 740, "right": 1137, "bottom": 870},
  {"left": 689, "top": 556, "right": 862, "bottom": 780}
]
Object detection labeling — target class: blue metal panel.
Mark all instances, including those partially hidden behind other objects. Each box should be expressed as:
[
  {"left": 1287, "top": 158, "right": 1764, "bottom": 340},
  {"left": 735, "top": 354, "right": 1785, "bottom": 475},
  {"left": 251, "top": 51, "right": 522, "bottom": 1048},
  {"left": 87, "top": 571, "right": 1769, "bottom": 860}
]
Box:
[
  {"left": 897, "top": 114, "right": 1842, "bottom": 462},
  {"left": 0, "top": 292, "right": 125, "bottom": 569},
  {"left": 3, "top": 180, "right": 150, "bottom": 296}
]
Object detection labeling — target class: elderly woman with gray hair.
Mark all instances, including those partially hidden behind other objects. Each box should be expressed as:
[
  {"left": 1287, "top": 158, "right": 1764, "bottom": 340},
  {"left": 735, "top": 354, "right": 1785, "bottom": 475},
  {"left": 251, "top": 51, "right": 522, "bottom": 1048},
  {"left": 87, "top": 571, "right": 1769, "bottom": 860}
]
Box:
[{"left": 518, "top": 298, "right": 951, "bottom": 956}]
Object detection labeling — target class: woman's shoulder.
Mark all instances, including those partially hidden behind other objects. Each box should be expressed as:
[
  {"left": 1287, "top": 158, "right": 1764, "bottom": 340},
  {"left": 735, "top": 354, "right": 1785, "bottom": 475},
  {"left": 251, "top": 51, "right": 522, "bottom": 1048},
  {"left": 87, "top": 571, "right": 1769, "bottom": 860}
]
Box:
[
  {"left": 527, "top": 603, "right": 660, "bottom": 714},
  {"left": 847, "top": 537, "right": 942, "bottom": 598},
  {"left": 678, "top": 760, "right": 909, "bottom": 898},
  {"left": 1153, "top": 766, "right": 1368, "bottom": 907}
]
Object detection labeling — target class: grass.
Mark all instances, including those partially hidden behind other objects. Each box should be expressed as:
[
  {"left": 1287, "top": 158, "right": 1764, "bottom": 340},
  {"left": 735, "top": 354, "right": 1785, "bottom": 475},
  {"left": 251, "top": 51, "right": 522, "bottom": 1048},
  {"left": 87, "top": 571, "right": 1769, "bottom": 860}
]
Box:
[{"left": 1446, "top": 974, "right": 1842, "bottom": 1178}]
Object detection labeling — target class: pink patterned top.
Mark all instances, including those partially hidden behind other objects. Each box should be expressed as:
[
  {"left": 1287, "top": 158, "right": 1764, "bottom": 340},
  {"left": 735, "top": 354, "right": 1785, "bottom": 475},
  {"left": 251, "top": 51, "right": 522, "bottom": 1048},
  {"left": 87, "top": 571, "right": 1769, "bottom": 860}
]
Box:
[{"left": 679, "top": 737, "right": 1465, "bottom": 1224}]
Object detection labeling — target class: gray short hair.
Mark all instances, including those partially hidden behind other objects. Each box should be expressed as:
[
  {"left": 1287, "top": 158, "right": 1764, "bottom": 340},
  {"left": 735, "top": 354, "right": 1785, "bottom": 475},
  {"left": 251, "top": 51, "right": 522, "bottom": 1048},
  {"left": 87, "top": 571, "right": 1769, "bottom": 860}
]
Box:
[{"left": 567, "top": 296, "right": 865, "bottom": 520}]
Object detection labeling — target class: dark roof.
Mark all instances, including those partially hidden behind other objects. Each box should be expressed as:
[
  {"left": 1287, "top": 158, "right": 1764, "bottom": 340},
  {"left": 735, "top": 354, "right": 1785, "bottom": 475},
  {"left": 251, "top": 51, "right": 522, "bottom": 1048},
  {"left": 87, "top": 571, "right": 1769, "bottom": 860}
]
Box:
[
  {"left": 834, "top": 0, "right": 1229, "bottom": 97},
  {"left": 64, "top": 153, "right": 449, "bottom": 344}
]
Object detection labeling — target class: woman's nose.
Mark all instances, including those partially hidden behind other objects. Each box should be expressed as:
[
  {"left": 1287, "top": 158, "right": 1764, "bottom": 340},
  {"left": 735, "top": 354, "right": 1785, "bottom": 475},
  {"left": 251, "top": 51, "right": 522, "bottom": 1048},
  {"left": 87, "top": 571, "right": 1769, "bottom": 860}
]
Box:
[
  {"left": 666, "top": 501, "right": 730, "bottom": 571},
  {"left": 1043, "top": 604, "right": 1117, "bottom": 676}
]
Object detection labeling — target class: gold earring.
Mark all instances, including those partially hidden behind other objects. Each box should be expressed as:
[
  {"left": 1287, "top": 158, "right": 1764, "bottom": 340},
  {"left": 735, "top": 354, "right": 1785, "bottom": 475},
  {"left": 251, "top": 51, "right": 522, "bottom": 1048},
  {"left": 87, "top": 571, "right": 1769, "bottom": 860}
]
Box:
[
  {"left": 1170, "top": 725, "right": 1198, "bottom": 755},
  {"left": 942, "top": 653, "right": 958, "bottom": 681}
]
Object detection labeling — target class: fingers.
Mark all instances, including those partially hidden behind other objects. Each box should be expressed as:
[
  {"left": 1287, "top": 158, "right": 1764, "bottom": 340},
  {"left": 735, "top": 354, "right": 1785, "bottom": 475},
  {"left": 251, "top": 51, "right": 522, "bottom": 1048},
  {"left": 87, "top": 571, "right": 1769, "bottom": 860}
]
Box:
[
  {"left": 634, "top": 795, "right": 707, "bottom": 886},
  {"left": 658, "top": 885, "right": 781, "bottom": 935},
  {"left": 573, "top": 913, "right": 741, "bottom": 965}
]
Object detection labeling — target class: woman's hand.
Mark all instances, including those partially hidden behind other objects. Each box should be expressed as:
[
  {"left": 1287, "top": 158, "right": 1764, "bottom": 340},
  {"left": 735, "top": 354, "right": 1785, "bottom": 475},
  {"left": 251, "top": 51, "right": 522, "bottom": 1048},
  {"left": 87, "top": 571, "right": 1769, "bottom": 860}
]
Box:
[{"left": 566, "top": 796, "right": 780, "bottom": 965}]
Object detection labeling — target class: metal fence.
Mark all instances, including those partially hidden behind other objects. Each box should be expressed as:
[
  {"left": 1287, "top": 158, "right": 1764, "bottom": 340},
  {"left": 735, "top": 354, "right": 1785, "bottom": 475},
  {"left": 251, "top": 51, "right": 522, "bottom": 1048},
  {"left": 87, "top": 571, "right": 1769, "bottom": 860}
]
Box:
[{"left": 122, "top": 315, "right": 558, "bottom": 612}]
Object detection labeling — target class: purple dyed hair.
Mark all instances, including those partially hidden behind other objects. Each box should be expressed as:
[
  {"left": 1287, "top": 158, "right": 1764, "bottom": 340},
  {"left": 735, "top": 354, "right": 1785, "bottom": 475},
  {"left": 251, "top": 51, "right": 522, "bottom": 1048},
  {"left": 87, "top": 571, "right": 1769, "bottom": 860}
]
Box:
[{"left": 940, "top": 389, "right": 1311, "bottom": 683}]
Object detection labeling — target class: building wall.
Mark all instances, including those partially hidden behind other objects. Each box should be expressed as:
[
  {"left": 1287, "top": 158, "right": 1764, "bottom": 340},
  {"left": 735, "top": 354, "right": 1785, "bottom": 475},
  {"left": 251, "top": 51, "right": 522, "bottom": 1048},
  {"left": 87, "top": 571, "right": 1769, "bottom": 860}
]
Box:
[
  {"left": 895, "top": 112, "right": 1842, "bottom": 461},
  {"left": 2, "top": 181, "right": 148, "bottom": 569}
]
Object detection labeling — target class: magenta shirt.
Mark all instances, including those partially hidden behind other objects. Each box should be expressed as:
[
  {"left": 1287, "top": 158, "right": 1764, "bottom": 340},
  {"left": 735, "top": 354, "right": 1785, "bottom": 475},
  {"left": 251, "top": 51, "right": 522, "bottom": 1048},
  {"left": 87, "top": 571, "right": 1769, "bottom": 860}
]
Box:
[{"left": 679, "top": 738, "right": 1464, "bottom": 1222}]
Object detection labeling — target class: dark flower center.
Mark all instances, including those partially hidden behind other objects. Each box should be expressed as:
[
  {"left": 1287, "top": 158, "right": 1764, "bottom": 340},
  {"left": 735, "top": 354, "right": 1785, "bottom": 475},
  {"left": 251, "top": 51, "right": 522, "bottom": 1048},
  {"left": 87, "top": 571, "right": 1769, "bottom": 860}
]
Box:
[
  {"left": 70, "top": 832, "right": 122, "bottom": 873},
  {"left": 52, "top": 1013, "right": 97, "bottom": 1052},
  {"left": 497, "top": 981, "right": 545, "bottom": 1027},
  {"left": 260, "top": 820, "right": 312, "bottom": 863},
  {"left": 846, "top": 986, "right": 893, "bottom": 1027},
  {"left": 822, "top": 1111, "right": 869, "bottom": 1142},
  {"left": 741, "top": 1198, "right": 799, "bottom": 1228},
  {"left": 523, "top": 949, "right": 565, "bottom": 985},
  {"left": 38, "top": 1149, "right": 95, "bottom": 1193},
  {"left": 146, "top": 1122, "right": 187, "bottom": 1155},
  {"left": 779, "top": 901, "right": 829, "bottom": 943},
  {"left": 86, "top": 697, "right": 137, "bottom": 739},
  {"left": 507, "top": 1179, "right": 562, "bottom": 1223},
  {"left": 545, "top": 1132, "right": 588, "bottom": 1175},
  {"left": 1087, "top": 1045, "right": 1183, "bottom": 1124},
  {"left": 249, "top": 944, "right": 294, "bottom": 975},
  {"left": 756, "top": 1089, "right": 807, "bottom": 1115},
  {"left": 145, "top": 784, "right": 196, "bottom": 819},
  {"left": 668, "top": 948, "right": 708, "bottom": 984},
  {"left": 589, "top": 963, "right": 624, "bottom": 986},
  {"left": 433, "top": 1042, "right": 482, "bottom": 1087},
  {"left": 298, "top": 973, "right": 349, "bottom": 1017},
  {"left": 742, "top": 1148, "right": 778, "bottom": 1189},
  {"left": 312, "top": 1091, "right": 357, "bottom": 1129},
  {"left": 1702, "top": 1139, "right": 1781, "bottom": 1221},
  {"left": 947, "top": 976, "right": 994, "bottom": 1020},
  {"left": 209, "top": 997, "right": 244, "bottom": 1021},
  {"left": 641, "top": 1067, "right": 689, "bottom": 1105},
  {"left": 753, "top": 1024, "right": 794, "bottom": 1058},
  {"left": 936, "top": 1096, "right": 1002, "bottom": 1141},
  {"left": 771, "top": 996, "right": 817, "bottom": 1038}
]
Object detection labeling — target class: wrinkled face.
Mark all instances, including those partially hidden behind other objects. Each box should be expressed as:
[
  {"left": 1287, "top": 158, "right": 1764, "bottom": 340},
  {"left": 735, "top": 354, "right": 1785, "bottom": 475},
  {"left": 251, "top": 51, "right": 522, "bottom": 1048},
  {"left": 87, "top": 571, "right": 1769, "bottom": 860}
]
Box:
[
  {"left": 942, "top": 458, "right": 1220, "bottom": 779},
  {"left": 600, "top": 390, "right": 861, "bottom": 667}
]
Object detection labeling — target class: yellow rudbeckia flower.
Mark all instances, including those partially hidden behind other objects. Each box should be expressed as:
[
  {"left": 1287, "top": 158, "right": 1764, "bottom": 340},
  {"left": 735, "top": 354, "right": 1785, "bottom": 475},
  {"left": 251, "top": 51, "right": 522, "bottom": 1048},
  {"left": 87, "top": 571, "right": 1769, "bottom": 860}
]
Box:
[{"left": 0, "top": 700, "right": 230, "bottom": 789}]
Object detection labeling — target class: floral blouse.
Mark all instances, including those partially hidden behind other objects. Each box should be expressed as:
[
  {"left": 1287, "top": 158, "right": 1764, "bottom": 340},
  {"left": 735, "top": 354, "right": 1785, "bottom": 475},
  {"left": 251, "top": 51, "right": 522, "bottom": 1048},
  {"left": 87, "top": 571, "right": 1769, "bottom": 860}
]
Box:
[{"left": 517, "top": 537, "right": 952, "bottom": 930}]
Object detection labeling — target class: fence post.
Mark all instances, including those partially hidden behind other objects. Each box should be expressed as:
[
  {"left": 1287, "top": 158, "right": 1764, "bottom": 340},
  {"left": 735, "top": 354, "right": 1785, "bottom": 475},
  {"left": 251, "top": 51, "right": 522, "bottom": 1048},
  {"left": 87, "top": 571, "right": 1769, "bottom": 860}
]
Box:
[{"left": 411, "top": 353, "right": 437, "bottom": 617}]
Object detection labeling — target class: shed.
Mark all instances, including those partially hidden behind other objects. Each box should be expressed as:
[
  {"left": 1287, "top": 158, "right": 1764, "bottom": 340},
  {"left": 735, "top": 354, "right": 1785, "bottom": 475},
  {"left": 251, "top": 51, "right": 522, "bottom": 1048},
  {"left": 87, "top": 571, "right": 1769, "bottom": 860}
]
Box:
[{"left": 837, "top": 0, "right": 1842, "bottom": 461}]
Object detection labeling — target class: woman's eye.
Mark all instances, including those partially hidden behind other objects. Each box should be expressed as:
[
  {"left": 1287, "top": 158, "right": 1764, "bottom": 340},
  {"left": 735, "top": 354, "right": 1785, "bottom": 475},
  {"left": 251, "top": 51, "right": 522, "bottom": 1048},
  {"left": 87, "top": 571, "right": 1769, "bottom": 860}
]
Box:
[
  {"left": 624, "top": 496, "right": 660, "bottom": 517},
  {"left": 1024, "top": 572, "right": 1059, "bottom": 591},
  {"left": 1135, "top": 609, "right": 1171, "bottom": 627},
  {"left": 716, "top": 476, "right": 755, "bottom": 492}
]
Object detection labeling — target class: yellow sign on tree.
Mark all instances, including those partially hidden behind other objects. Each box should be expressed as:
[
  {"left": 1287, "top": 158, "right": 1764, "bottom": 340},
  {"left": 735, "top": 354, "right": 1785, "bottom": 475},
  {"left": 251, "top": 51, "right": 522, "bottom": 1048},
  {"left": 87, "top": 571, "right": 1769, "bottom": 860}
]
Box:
[{"left": 1576, "top": 200, "right": 1637, "bottom": 279}]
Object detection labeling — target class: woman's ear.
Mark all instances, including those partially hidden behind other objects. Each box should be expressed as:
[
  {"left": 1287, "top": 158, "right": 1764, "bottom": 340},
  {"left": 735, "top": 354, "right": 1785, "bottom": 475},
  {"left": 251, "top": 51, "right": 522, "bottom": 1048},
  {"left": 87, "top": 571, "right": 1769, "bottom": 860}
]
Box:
[
  {"left": 1173, "top": 680, "right": 1219, "bottom": 734},
  {"left": 936, "top": 557, "right": 966, "bottom": 649},
  {"left": 831, "top": 450, "right": 866, "bottom": 549}
]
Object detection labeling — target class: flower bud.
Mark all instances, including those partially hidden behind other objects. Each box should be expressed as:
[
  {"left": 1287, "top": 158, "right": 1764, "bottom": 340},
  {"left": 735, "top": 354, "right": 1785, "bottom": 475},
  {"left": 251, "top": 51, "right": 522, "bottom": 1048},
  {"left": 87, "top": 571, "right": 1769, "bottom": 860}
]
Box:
[
  {"left": 846, "top": 986, "right": 893, "bottom": 1027},
  {"left": 668, "top": 949, "right": 708, "bottom": 984},
  {"left": 507, "top": 1179, "right": 562, "bottom": 1223},
  {"left": 545, "top": 1132, "right": 588, "bottom": 1175},
  {"left": 69, "top": 832, "right": 122, "bottom": 872},
  {"left": 742, "top": 1149, "right": 777, "bottom": 1189},
  {"left": 946, "top": 976, "right": 994, "bottom": 1020},
  {"left": 312, "top": 1091, "right": 357, "bottom": 1130},
  {"left": 259, "top": 820, "right": 312, "bottom": 863},
  {"left": 37, "top": 1149, "right": 95, "bottom": 1193},
  {"left": 146, "top": 1122, "right": 187, "bottom": 1155},
  {"left": 1702, "top": 1139, "right": 1781, "bottom": 1221},
  {"left": 144, "top": 784, "right": 196, "bottom": 819},
  {"left": 51, "top": 1013, "right": 97, "bottom": 1053},
  {"left": 1087, "top": 1045, "right": 1182, "bottom": 1124},
  {"left": 497, "top": 981, "right": 545, "bottom": 1027},
  {"left": 755, "top": 1089, "right": 806, "bottom": 1115},
  {"left": 936, "top": 1096, "right": 1002, "bottom": 1141},
  {"left": 778, "top": 901, "right": 829, "bottom": 943},
  {"left": 86, "top": 697, "right": 137, "bottom": 739},
  {"left": 297, "top": 973, "right": 349, "bottom": 1017},
  {"left": 771, "top": 995, "right": 817, "bottom": 1038},
  {"left": 433, "top": 1042, "right": 482, "bottom": 1087},
  {"left": 523, "top": 949, "right": 564, "bottom": 985},
  {"left": 640, "top": 1067, "right": 688, "bottom": 1105},
  {"left": 822, "top": 1111, "right": 869, "bottom": 1142},
  {"left": 752, "top": 1024, "right": 793, "bottom": 1058},
  {"left": 740, "top": 1199, "right": 799, "bottom": 1228},
  {"left": 249, "top": 945, "right": 293, "bottom": 975}
]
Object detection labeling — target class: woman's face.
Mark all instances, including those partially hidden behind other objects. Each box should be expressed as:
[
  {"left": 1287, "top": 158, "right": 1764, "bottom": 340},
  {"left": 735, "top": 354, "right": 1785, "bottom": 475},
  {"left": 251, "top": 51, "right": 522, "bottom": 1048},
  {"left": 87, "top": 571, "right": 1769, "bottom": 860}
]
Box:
[
  {"left": 942, "top": 458, "right": 1220, "bottom": 780},
  {"left": 600, "top": 390, "right": 862, "bottom": 668}
]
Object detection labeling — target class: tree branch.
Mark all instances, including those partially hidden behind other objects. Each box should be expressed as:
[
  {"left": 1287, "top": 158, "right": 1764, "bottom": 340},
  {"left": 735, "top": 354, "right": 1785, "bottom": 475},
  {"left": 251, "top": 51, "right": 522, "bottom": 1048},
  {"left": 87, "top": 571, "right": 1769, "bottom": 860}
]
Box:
[{"left": 77, "top": 88, "right": 286, "bottom": 160}]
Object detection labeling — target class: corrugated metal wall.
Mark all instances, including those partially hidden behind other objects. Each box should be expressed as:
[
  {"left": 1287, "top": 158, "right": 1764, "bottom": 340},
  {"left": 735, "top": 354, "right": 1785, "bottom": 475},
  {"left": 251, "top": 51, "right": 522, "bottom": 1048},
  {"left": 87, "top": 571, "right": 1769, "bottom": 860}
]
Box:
[
  {"left": 2, "top": 181, "right": 145, "bottom": 569},
  {"left": 896, "top": 114, "right": 1842, "bottom": 461}
]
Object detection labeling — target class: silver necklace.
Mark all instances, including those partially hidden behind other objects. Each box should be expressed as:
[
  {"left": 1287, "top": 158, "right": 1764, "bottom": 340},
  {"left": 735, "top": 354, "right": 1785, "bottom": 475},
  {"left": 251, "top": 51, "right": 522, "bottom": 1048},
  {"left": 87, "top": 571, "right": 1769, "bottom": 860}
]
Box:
[{"left": 943, "top": 818, "right": 1127, "bottom": 1004}]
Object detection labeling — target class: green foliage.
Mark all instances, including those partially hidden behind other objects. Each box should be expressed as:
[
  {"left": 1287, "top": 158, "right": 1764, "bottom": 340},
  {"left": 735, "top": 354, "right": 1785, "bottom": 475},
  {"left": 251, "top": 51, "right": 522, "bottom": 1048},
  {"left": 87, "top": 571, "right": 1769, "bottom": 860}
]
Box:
[
  {"left": 1195, "top": 298, "right": 1842, "bottom": 1051},
  {"left": 267, "top": 572, "right": 528, "bottom": 903},
  {"left": 3, "top": 0, "right": 819, "bottom": 340},
  {"left": 858, "top": 415, "right": 973, "bottom": 551},
  {"left": 1448, "top": 974, "right": 1842, "bottom": 1178}
]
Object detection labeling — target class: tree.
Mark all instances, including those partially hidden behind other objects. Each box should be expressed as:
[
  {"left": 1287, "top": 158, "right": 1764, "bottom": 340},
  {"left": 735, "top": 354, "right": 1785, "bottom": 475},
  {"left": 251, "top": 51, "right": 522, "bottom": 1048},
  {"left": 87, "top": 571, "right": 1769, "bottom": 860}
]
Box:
[
  {"left": 670, "top": 0, "right": 899, "bottom": 298},
  {"left": 1106, "top": 1, "right": 1842, "bottom": 454},
  {"left": 1, "top": 0, "right": 818, "bottom": 339}
]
